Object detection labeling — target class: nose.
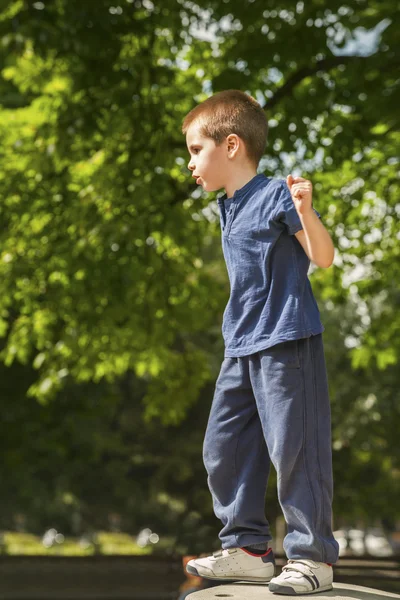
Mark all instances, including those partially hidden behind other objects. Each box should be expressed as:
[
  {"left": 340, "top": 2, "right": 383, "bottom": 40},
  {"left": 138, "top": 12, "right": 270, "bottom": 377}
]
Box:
[{"left": 188, "top": 158, "right": 195, "bottom": 171}]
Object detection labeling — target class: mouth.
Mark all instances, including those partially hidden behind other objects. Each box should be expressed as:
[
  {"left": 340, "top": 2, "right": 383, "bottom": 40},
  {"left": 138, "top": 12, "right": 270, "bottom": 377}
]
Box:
[{"left": 193, "top": 176, "right": 201, "bottom": 184}]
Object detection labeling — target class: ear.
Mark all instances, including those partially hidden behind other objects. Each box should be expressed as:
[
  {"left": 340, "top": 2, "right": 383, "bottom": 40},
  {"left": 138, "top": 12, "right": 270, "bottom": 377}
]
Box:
[{"left": 227, "top": 134, "right": 240, "bottom": 157}]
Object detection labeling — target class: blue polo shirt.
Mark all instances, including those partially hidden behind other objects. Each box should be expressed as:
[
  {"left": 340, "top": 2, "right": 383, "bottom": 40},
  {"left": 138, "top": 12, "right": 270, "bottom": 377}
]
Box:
[{"left": 216, "top": 173, "right": 324, "bottom": 357}]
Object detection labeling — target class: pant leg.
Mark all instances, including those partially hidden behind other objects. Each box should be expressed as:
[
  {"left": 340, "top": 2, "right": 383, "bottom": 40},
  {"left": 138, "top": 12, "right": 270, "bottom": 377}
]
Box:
[
  {"left": 203, "top": 356, "right": 272, "bottom": 549},
  {"left": 249, "top": 334, "right": 339, "bottom": 564}
]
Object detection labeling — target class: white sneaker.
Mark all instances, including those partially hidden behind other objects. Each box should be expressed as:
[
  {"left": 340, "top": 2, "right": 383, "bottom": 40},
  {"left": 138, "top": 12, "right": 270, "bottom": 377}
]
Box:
[
  {"left": 269, "top": 559, "right": 333, "bottom": 595},
  {"left": 186, "top": 547, "right": 275, "bottom": 582}
]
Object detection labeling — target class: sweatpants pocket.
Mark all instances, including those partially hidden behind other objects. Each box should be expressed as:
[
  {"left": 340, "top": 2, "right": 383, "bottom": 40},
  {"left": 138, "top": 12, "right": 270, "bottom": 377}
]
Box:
[{"left": 261, "top": 338, "right": 300, "bottom": 369}]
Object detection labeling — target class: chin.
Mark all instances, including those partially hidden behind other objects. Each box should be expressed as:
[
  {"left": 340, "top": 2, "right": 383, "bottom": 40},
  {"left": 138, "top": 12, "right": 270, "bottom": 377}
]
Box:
[{"left": 206, "top": 182, "right": 222, "bottom": 193}]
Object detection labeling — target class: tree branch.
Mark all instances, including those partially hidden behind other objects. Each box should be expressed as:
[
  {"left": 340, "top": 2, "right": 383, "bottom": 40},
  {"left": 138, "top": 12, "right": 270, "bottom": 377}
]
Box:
[{"left": 264, "top": 55, "right": 368, "bottom": 111}]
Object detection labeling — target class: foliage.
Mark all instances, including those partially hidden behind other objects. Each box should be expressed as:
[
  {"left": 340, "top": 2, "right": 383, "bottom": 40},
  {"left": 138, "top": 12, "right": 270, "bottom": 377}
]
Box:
[
  {"left": 1, "top": 531, "right": 151, "bottom": 555},
  {"left": 0, "top": 0, "right": 398, "bottom": 542}
]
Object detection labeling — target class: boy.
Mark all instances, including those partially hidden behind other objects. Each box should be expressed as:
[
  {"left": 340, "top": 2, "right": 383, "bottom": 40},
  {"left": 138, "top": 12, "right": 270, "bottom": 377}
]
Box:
[{"left": 182, "top": 90, "right": 339, "bottom": 595}]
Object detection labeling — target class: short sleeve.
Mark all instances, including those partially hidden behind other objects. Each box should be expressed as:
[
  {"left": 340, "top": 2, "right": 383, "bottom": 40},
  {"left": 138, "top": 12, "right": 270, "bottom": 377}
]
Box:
[{"left": 274, "top": 180, "right": 321, "bottom": 236}]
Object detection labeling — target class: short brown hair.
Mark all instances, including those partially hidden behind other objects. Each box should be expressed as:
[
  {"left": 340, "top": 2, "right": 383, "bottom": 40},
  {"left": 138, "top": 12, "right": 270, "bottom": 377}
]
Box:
[{"left": 182, "top": 89, "right": 268, "bottom": 168}]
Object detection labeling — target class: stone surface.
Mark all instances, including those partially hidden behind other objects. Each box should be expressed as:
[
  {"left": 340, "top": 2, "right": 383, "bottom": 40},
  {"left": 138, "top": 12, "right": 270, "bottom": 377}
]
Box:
[{"left": 187, "top": 582, "right": 400, "bottom": 600}]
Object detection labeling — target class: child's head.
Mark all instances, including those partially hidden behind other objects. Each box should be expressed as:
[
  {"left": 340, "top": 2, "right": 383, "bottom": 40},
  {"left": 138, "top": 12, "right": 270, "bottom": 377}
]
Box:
[{"left": 182, "top": 89, "right": 268, "bottom": 193}]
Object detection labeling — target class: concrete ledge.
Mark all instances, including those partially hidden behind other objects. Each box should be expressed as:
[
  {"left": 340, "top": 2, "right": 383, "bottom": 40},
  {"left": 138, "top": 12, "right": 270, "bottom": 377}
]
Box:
[{"left": 187, "top": 582, "right": 400, "bottom": 599}]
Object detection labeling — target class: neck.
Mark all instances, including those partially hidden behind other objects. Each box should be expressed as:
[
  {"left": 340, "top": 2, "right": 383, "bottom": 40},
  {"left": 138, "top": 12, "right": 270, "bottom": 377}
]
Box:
[{"left": 224, "top": 168, "right": 258, "bottom": 199}]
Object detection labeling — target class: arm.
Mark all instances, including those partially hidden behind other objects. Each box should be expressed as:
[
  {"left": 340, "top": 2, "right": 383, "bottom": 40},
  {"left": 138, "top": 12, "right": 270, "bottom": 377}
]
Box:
[
  {"left": 294, "top": 213, "right": 335, "bottom": 268},
  {"left": 287, "top": 174, "right": 335, "bottom": 269}
]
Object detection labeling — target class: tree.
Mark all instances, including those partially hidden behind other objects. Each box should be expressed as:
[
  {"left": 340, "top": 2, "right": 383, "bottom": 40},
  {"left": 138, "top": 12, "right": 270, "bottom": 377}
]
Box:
[{"left": 0, "top": 0, "right": 398, "bottom": 536}]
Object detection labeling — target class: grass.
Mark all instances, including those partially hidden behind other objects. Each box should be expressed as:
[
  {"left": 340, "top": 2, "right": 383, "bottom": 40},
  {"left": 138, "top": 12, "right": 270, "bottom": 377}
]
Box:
[{"left": 1, "top": 531, "right": 154, "bottom": 556}]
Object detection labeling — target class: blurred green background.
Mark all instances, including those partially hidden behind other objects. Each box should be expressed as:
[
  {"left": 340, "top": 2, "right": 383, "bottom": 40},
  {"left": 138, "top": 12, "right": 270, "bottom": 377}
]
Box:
[{"left": 0, "top": 0, "right": 398, "bottom": 558}]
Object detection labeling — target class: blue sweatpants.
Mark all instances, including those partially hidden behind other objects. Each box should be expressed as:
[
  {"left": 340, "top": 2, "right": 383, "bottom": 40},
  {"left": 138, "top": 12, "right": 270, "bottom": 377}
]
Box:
[{"left": 203, "top": 334, "right": 339, "bottom": 564}]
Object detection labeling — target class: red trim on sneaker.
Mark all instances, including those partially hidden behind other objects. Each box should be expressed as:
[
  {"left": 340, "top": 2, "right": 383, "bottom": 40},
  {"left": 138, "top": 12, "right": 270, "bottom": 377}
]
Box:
[
  {"left": 326, "top": 563, "right": 332, "bottom": 566},
  {"left": 241, "top": 547, "right": 272, "bottom": 558}
]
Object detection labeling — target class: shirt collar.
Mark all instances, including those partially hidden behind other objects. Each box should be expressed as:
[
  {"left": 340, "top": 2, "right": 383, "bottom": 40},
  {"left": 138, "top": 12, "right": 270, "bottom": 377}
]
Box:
[{"left": 217, "top": 173, "right": 268, "bottom": 206}]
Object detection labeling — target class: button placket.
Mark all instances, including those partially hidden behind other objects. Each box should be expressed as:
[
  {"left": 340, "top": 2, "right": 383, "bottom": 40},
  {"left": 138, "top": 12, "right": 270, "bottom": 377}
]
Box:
[
  {"left": 217, "top": 199, "right": 227, "bottom": 230},
  {"left": 225, "top": 194, "right": 242, "bottom": 237},
  {"left": 218, "top": 175, "right": 267, "bottom": 236}
]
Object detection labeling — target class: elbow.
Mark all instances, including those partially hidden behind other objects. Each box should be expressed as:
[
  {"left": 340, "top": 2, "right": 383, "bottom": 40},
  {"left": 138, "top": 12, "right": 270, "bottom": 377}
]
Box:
[
  {"left": 319, "top": 260, "right": 333, "bottom": 269},
  {"left": 317, "top": 249, "right": 335, "bottom": 269},
  {"left": 314, "top": 250, "right": 335, "bottom": 269}
]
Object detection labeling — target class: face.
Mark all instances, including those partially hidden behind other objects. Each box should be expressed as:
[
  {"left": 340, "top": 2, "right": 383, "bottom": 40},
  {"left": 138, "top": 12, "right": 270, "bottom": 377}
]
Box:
[{"left": 186, "top": 122, "right": 229, "bottom": 192}]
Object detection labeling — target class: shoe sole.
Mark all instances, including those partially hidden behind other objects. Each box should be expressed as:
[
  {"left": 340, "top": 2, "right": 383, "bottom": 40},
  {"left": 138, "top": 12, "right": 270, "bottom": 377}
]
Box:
[
  {"left": 186, "top": 564, "right": 273, "bottom": 583},
  {"left": 269, "top": 583, "right": 333, "bottom": 595}
]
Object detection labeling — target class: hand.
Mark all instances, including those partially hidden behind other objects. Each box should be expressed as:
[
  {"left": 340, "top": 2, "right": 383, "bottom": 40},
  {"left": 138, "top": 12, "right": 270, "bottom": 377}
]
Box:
[{"left": 286, "top": 174, "right": 313, "bottom": 216}]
